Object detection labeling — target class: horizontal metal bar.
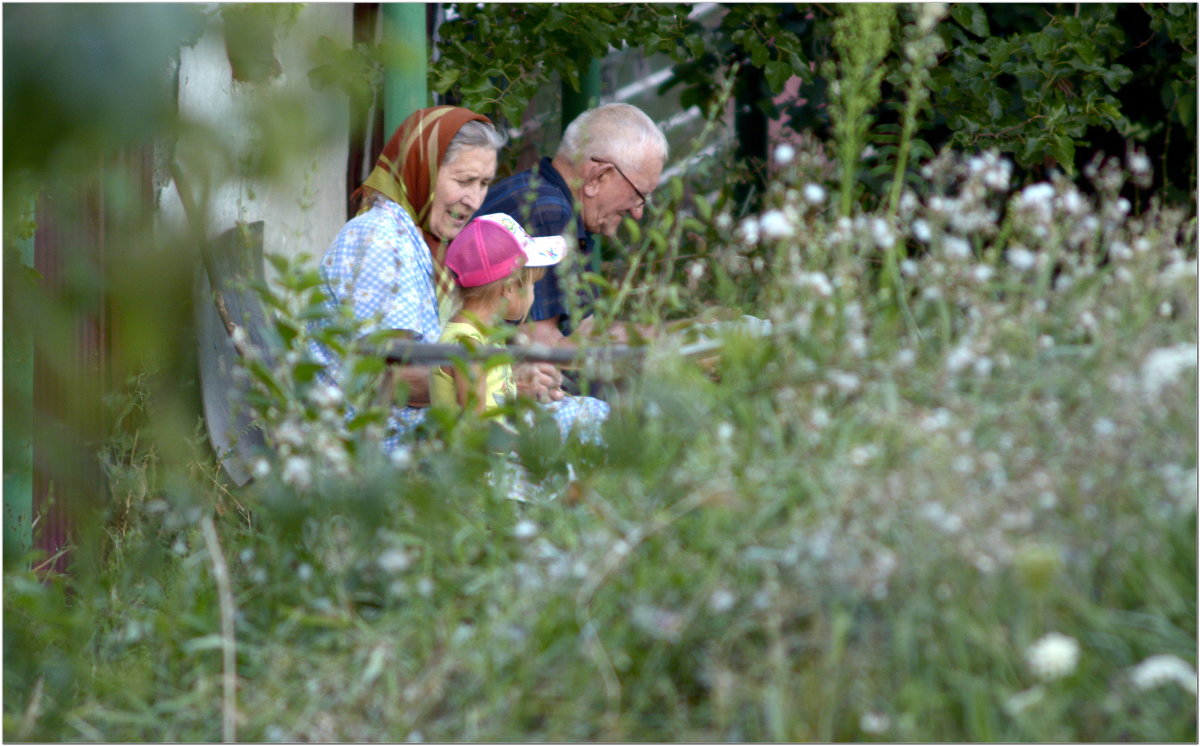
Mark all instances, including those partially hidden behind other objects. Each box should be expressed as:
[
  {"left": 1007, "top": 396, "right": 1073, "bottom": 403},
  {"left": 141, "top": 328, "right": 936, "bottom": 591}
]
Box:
[{"left": 371, "top": 340, "right": 645, "bottom": 368}]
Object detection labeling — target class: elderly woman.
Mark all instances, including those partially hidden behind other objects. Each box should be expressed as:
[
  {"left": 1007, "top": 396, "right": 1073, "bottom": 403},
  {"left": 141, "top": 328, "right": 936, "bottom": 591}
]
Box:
[{"left": 312, "top": 106, "right": 593, "bottom": 449}]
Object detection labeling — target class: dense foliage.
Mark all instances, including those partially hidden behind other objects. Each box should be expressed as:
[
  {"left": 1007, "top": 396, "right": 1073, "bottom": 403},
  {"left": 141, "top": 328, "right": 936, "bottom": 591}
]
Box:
[
  {"left": 5, "top": 3, "right": 1197, "bottom": 743},
  {"left": 431, "top": 3, "right": 1197, "bottom": 203}
]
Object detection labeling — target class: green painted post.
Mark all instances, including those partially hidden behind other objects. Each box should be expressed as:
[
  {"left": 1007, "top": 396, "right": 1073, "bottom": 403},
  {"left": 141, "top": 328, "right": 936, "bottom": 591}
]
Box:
[
  {"left": 382, "top": 3, "right": 428, "bottom": 136},
  {"left": 561, "top": 58, "right": 601, "bottom": 134},
  {"left": 4, "top": 196, "right": 35, "bottom": 566}
]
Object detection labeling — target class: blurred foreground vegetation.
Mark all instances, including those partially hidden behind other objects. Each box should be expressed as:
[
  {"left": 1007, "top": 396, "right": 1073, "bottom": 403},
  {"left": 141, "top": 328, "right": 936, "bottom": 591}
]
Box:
[{"left": 4, "top": 3, "right": 1197, "bottom": 742}]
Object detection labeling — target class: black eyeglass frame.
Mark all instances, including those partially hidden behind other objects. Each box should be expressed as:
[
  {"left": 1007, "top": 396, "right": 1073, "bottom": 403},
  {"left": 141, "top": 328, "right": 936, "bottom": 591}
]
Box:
[{"left": 590, "top": 156, "right": 650, "bottom": 208}]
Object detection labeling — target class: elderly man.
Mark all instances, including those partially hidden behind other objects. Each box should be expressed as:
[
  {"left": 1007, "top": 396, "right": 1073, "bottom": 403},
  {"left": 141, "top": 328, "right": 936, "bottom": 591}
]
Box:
[{"left": 477, "top": 103, "right": 668, "bottom": 351}]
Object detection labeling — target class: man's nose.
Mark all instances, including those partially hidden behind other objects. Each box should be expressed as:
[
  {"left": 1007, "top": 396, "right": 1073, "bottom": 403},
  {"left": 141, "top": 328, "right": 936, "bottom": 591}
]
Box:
[{"left": 630, "top": 203, "right": 645, "bottom": 221}]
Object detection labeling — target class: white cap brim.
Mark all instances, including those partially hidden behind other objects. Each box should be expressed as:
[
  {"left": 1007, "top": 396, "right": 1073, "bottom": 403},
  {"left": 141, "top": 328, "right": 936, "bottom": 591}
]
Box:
[{"left": 522, "top": 235, "right": 567, "bottom": 267}]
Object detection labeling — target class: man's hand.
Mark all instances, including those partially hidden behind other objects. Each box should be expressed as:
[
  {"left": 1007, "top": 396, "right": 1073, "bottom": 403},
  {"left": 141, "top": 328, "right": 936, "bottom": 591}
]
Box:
[{"left": 515, "top": 361, "right": 565, "bottom": 402}]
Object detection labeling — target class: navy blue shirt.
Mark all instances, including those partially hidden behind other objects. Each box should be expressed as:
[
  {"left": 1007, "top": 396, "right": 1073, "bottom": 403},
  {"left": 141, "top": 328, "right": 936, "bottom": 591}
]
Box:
[{"left": 476, "top": 157, "right": 596, "bottom": 334}]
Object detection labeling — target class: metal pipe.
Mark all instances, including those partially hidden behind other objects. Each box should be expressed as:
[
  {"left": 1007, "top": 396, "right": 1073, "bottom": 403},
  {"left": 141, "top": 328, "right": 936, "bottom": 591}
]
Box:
[{"left": 382, "top": 3, "right": 428, "bottom": 136}]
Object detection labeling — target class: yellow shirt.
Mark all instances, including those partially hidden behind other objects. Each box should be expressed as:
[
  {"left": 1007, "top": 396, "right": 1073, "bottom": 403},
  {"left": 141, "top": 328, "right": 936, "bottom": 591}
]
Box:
[{"left": 430, "top": 321, "right": 515, "bottom": 414}]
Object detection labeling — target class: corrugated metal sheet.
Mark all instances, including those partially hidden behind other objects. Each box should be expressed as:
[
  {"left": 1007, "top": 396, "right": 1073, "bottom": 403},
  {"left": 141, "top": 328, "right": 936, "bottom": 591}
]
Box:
[{"left": 30, "top": 149, "right": 153, "bottom": 574}]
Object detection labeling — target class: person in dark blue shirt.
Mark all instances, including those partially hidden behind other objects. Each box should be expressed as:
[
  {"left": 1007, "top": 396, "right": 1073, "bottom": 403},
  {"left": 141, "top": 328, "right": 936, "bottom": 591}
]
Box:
[{"left": 477, "top": 103, "right": 668, "bottom": 353}]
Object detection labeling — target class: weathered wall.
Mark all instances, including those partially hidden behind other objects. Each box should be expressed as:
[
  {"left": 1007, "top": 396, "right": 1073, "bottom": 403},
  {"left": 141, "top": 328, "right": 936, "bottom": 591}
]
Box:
[{"left": 161, "top": 3, "right": 351, "bottom": 265}]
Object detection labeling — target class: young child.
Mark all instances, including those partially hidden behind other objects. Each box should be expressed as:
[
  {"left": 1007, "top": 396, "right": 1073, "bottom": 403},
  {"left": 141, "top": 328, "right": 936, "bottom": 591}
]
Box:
[{"left": 431, "top": 213, "right": 568, "bottom": 417}]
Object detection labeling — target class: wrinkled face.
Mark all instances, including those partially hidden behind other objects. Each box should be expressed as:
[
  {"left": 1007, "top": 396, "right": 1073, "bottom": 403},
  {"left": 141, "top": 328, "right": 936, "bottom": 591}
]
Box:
[
  {"left": 580, "top": 152, "right": 663, "bottom": 237},
  {"left": 430, "top": 146, "right": 497, "bottom": 242}
]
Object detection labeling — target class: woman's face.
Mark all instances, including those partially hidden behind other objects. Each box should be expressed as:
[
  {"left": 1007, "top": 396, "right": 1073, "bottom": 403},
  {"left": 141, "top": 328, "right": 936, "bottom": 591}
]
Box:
[{"left": 430, "top": 146, "right": 497, "bottom": 242}]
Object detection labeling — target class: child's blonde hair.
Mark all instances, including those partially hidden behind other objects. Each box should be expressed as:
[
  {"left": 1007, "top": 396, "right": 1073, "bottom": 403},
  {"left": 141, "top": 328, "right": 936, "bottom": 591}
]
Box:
[{"left": 453, "top": 264, "right": 546, "bottom": 312}]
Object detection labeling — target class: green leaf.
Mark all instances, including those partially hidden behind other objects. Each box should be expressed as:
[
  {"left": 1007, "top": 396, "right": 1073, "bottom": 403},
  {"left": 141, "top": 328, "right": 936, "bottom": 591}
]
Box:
[
  {"left": 950, "top": 3, "right": 989, "bottom": 37},
  {"left": 293, "top": 362, "right": 324, "bottom": 385},
  {"left": 649, "top": 228, "right": 668, "bottom": 254},
  {"left": 623, "top": 216, "right": 641, "bottom": 244},
  {"left": 1050, "top": 134, "right": 1076, "bottom": 174}
]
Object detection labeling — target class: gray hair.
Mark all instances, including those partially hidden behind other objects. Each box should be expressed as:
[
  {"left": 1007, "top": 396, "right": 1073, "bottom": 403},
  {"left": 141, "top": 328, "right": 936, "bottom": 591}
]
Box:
[
  {"left": 556, "top": 103, "right": 668, "bottom": 168},
  {"left": 443, "top": 119, "right": 508, "bottom": 165}
]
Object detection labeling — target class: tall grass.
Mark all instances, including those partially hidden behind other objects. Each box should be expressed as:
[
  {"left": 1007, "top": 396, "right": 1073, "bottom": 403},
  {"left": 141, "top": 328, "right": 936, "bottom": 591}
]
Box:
[{"left": 6, "top": 134, "right": 1195, "bottom": 741}]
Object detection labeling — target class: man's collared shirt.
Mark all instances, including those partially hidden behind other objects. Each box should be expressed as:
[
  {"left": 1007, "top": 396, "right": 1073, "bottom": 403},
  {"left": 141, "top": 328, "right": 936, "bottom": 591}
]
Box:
[{"left": 477, "top": 157, "right": 596, "bottom": 334}]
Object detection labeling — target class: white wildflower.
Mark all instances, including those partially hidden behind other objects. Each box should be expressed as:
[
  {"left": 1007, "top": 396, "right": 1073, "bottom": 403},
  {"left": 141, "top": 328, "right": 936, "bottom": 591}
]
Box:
[
  {"left": 1025, "top": 632, "right": 1080, "bottom": 681},
  {"left": 1004, "top": 686, "right": 1045, "bottom": 717},
  {"left": 759, "top": 209, "right": 793, "bottom": 240},
  {"left": 1127, "top": 151, "right": 1152, "bottom": 178},
  {"left": 390, "top": 446, "right": 413, "bottom": 469},
  {"left": 921, "top": 408, "right": 952, "bottom": 431},
  {"left": 1059, "top": 189, "right": 1086, "bottom": 216},
  {"left": 850, "top": 445, "right": 876, "bottom": 466},
  {"left": 631, "top": 604, "right": 685, "bottom": 642},
  {"left": 911, "top": 218, "right": 932, "bottom": 243},
  {"left": 943, "top": 236, "right": 971, "bottom": 260},
  {"left": 307, "top": 383, "right": 343, "bottom": 410},
  {"left": 1092, "top": 418, "right": 1116, "bottom": 437},
  {"left": 274, "top": 421, "right": 306, "bottom": 449},
  {"left": 870, "top": 217, "right": 895, "bottom": 250},
  {"left": 803, "top": 183, "right": 826, "bottom": 205},
  {"left": 946, "top": 345, "right": 975, "bottom": 374},
  {"left": 774, "top": 142, "right": 795, "bottom": 165},
  {"left": 251, "top": 458, "right": 271, "bottom": 480},
  {"left": 971, "top": 265, "right": 994, "bottom": 284},
  {"left": 1158, "top": 301, "right": 1173, "bottom": 317},
  {"left": 739, "top": 217, "right": 761, "bottom": 245},
  {"left": 378, "top": 549, "right": 411, "bottom": 573},
  {"left": 281, "top": 455, "right": 312, "bottom": 489},
  {"left": 1159, "top": 259, "right": 1197, "bottom": 286},
  {"left": 297, "top": 563, "right": 313, "bottom": 582},
  {"left": 1019, "top": 182, "right": 1056, "bottom": 206},
  {"left": 513, "top": 519, "right": 539, "bottom": 540},
  {"left": 860, "top": 711, "right": 891, "bottom": 734},
  {"left": 900, "top": 258, "right": 919, "bottom": 277},
  {"left": 716, "top": 212, "right": 733, "bottom": 231},
  {"left": 1006, "top": 246, "right": 1036, "bottom": 271},
  {"left": 919, "top": 501, "right": 962, "bottom": 534},
  {"left": 707, "top": 588, "right": 736, "bottom": 614},
  {"left": 828, "top": 370, "right": 860, "bottom": 394},
  {"left": 1141, "top": 343, "right": 1197, "bottom": 398},
  {"left": 798, "top": 271, "right": 834, "bottom": 297},
  {"left": 1129, "top": 654, "right": 1197, "bottom": 694}
]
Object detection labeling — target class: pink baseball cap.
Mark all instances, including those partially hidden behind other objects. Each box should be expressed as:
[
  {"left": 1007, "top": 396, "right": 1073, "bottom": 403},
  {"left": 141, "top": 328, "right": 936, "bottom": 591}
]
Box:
[{"left": 445, "top": 213, "right": 568, "bottom": 288}]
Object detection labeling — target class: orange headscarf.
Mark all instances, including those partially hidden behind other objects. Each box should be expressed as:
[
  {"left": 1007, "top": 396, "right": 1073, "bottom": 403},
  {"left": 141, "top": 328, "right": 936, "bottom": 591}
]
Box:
[{"left": 358, "top": 105, "right": 494, "bottom": 270}]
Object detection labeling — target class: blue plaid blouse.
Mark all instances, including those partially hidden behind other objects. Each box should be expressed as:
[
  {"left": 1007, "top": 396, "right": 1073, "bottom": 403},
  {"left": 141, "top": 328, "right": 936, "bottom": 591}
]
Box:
[{"left": 310, "top": 198, "right": 440, "bottom": 441}]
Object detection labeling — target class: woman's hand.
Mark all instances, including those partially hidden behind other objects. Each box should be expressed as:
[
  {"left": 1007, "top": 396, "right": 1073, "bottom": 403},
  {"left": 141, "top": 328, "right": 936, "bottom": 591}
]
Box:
[{"left": 515, "top": 362, "right": 565, "bottom": 402}]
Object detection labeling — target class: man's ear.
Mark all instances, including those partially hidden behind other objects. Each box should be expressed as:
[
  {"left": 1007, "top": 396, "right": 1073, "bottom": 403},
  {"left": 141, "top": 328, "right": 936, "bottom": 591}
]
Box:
[{"left": 581, "top": 160, "right": 605, "bottom": 198}]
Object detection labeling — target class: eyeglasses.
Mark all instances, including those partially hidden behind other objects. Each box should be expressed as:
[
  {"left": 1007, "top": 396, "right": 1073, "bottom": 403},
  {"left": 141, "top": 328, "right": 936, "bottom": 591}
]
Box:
[{"left": 591, "top": 157, "right": 649, "bottom": 209}]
